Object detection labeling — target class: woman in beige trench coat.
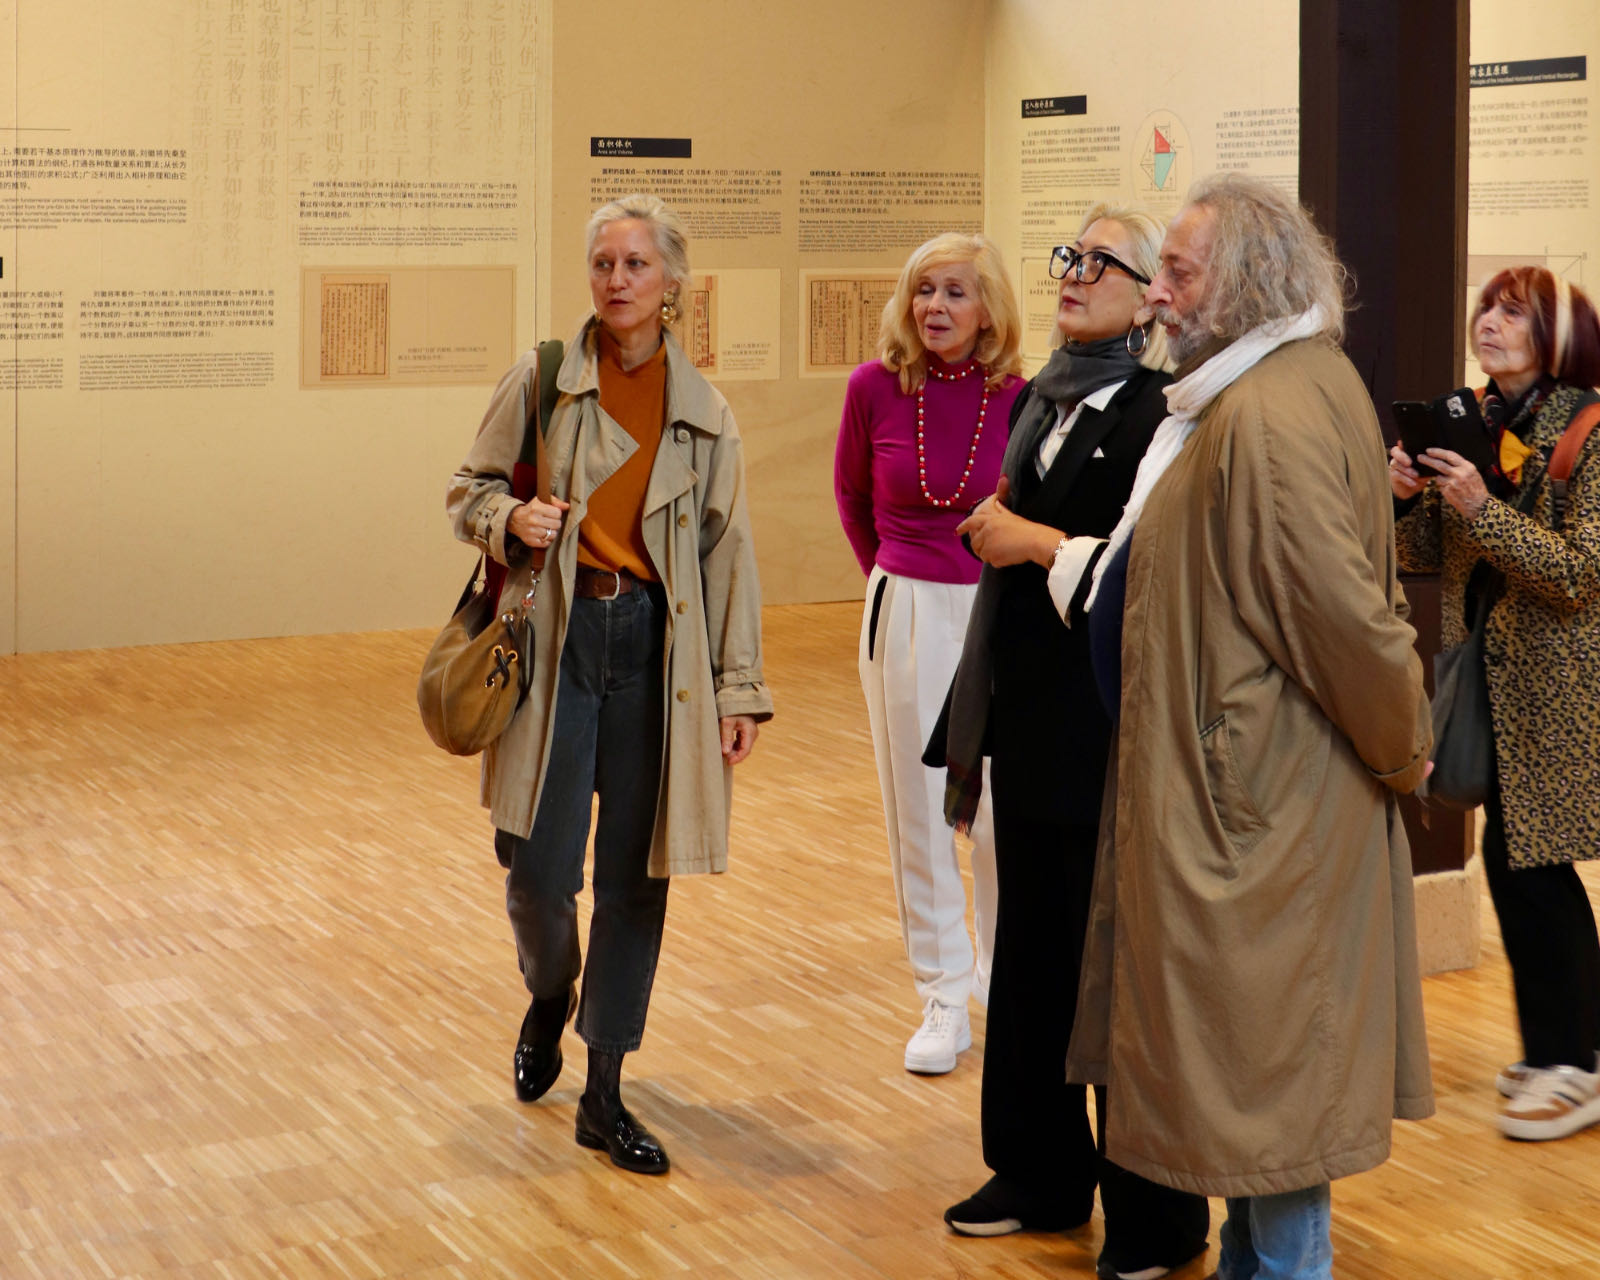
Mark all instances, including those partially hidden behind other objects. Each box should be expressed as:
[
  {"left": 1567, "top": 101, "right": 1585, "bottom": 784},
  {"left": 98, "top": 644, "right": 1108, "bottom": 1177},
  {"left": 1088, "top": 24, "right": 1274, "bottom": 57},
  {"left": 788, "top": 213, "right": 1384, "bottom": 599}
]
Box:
[{"left": 447, "top": 194, "right": 771, "bottom": 1175}]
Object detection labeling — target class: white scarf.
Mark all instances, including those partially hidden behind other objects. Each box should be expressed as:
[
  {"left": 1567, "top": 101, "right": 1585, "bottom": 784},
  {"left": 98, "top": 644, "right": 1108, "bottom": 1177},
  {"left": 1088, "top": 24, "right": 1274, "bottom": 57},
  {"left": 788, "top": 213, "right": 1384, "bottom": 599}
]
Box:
[{"left": 1084, "top": 305, "right": 1328, "bottom": 611}]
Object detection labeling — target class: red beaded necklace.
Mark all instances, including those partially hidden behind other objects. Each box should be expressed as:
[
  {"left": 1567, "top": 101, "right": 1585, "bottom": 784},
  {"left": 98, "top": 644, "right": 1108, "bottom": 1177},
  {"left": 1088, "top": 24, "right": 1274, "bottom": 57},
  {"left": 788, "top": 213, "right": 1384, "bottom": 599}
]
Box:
[{"left": 916, "top": 358, "right": 989, "bottom": 509}]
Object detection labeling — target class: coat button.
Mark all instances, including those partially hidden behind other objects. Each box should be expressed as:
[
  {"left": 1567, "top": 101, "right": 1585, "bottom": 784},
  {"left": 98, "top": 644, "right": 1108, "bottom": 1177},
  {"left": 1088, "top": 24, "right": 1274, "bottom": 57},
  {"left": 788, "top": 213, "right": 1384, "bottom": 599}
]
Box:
[
  {"left": 677, "top": 513, "right": 689, "bottom": 528},
  {"left": 676, "top": 689, "right": 690, "bottom": 702},
  {"left": 675, "top": 428, "right": 689, "bottom": 442},
  {"left": 676, "top": 600, "right": 688, "bottom": 614}
]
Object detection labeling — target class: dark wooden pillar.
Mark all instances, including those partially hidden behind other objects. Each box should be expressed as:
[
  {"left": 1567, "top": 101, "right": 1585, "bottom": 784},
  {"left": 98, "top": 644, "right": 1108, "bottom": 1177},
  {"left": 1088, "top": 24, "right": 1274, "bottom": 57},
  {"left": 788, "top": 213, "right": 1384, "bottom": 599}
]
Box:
[{"left": 1299, "top": 0, "right": 1473, "bottom": 875}]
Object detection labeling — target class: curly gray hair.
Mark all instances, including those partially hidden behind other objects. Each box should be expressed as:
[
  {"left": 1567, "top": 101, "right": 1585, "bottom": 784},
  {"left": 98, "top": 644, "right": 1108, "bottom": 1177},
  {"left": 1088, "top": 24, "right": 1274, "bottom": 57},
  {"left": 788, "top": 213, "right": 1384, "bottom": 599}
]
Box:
[{"left": 1185, "top": 173, "right": 1349, "bottom": 344}]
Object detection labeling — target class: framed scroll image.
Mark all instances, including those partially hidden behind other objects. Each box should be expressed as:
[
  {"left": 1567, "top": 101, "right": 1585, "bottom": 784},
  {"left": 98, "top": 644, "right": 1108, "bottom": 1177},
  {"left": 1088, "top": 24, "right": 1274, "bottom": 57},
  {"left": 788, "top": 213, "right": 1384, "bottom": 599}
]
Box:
[
  {"left": 682, "top": 273, "right": 719, "bottom": 373},
  {"left": 1022, "top": 257, "right": 1063, "bottom": 363},
  {"left": 299, "top": 265, "right": 516, "bottom": 389},
  {"left": 682, "top": 268, "right": 781, "bottom": 383},
  {"left": 799, "top": 270, "right": 900, "bottom": 378}
]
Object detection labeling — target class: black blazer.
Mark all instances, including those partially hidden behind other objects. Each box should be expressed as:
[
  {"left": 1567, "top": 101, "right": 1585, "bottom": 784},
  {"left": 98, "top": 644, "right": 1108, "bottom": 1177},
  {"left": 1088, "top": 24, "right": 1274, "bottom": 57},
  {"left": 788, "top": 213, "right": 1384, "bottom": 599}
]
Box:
[{"left": 987, "top": 367, "right": 1171, "bottom": 826}]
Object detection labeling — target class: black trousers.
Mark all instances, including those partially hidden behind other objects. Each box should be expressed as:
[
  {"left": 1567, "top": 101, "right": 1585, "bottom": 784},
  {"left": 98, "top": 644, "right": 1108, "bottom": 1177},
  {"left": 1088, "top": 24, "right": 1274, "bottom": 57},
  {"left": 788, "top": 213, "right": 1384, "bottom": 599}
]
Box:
[
  {"left": 981, "top": 791, "right": 1208, "bottom": 1264},
  {"left": 1481, "top": 776, "right": 1600, "bottom": 1070}
]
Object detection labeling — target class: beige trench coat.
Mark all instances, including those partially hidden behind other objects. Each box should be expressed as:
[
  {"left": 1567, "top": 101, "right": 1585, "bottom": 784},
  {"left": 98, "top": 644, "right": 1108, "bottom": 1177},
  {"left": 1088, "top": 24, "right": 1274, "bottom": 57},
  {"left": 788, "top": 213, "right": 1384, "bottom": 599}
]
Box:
[
  {"left": 446, "top": 320, "right": 772, "bottom": 877},
  {"left": 1066, "top": 338, "right": 1435, "bottom": 1198}
]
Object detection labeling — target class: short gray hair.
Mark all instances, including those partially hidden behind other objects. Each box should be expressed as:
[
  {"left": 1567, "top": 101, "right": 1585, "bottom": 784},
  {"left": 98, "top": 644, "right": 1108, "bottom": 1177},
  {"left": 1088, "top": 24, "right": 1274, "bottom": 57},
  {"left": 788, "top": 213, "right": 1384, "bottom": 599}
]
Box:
[
  {"left": 585, "top": 194, "right": 692, "bottom": 323},
  {"left": 1185, "top": 173, "right": 1348, "bottom": 343}
]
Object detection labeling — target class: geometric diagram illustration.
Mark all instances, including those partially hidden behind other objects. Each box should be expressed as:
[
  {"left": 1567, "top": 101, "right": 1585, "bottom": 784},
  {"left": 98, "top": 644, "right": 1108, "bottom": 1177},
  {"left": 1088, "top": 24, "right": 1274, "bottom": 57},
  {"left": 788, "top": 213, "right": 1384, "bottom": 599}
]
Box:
[
  {"left": 1130, "top": 110, "right": 1191, "bottom": 208},
  {"left": 1144, "top": 124, "right": 1178, "bottom": 190}
]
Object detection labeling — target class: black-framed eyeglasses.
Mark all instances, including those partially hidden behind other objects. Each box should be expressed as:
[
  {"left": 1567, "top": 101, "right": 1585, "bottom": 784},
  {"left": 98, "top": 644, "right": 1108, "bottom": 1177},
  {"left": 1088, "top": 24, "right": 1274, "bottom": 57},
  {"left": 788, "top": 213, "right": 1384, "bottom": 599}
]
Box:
[{"left": 1048, "top": 245, "right": 1151, "bottom": 286}]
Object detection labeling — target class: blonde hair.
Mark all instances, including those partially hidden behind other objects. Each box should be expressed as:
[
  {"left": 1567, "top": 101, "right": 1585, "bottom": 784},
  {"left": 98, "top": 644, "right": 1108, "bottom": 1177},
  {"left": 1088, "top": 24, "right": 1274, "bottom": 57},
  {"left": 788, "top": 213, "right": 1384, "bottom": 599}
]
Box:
[
  {"left": 1065, "top": 201, "right": 1173, "bottom": 372},
  {"left": 585, "top": 193, "right": 692, "bottom": 325},
  {"left": 878, "top": 233, "right": 1023, "bottom": 393},
  {"left": 1183, "top": 172, "right": 1348, "bottom": 343}
]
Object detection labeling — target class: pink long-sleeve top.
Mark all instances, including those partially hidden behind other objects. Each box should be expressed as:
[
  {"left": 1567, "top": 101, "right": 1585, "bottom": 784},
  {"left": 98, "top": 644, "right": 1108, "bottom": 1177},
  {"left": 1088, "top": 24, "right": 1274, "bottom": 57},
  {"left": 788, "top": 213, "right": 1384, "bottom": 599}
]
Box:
[{"left": 834, "top": 358, "right": 1024, "bottom": 584}]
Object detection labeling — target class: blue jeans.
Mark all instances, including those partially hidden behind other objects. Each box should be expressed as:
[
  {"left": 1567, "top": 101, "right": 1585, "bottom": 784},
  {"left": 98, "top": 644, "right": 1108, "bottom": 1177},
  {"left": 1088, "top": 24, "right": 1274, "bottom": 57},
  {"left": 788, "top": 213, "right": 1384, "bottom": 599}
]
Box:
[
  {"left": 1217, "top": 1184, "right": 1332, "bottom": 1280},
  {"left": 494, "top": 585, "right": 669, "bottom": 1054}
]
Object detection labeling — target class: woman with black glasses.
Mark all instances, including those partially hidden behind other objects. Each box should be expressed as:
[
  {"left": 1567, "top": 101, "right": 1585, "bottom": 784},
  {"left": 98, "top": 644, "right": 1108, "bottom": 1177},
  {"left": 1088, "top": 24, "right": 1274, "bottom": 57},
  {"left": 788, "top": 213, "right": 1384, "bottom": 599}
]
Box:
[{"left": 932, "top": 203, "right": 1209, "bottom": 1280}]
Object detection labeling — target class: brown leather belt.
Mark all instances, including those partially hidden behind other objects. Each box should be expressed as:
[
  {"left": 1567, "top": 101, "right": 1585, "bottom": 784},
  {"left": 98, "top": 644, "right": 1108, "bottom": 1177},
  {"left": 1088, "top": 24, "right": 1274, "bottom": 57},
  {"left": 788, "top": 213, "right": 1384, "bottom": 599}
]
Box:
[{"left": 572, "top": 566, "right": 651, "bottom": 599}]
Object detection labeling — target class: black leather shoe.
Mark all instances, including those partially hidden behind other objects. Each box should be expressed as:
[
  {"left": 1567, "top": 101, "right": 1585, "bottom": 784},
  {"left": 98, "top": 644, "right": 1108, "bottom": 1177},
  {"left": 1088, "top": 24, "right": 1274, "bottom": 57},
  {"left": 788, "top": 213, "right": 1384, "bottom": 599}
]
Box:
[
  {"left": 513, "top": 1039, "right": 563, "bottom": 1103},
  {"left": 575, "top": 1097, "right": 670, "bottom": 1175},
  {"left": 512, "top": 988, "right": 575, "bottom": 1103}
]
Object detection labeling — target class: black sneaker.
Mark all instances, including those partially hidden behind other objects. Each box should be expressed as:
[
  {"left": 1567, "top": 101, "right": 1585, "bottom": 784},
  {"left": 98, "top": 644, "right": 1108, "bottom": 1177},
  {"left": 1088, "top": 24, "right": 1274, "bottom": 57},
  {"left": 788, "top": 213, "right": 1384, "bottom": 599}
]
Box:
[{"left": 943, "top": 1175, "right": 1089, "bottom": 1237}]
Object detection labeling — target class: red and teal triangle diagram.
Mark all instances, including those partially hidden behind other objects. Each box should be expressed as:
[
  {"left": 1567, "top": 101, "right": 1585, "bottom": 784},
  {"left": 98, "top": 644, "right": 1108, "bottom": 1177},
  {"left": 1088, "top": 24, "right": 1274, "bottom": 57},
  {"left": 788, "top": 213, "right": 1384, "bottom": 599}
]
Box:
[
  {"left": 1140, "top": 120, "right": 1180, "bottom": 191},
  {"left": 1152, "top": 126, "right": 1175, "bottom": 189}
]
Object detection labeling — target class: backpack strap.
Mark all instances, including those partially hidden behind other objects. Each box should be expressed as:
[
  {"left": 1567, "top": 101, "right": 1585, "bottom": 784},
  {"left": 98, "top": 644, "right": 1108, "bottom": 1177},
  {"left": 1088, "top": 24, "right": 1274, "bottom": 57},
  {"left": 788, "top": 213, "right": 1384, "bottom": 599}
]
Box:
[{"left": 1548, "top": 397, "right": 1600, "bottom": 530}]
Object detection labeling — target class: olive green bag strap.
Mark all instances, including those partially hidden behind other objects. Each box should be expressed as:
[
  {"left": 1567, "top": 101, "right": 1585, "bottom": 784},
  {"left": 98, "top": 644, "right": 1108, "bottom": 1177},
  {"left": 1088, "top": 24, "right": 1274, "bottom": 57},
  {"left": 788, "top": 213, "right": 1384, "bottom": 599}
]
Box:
[{"left": 515, "top": 338, "right": 564, "bottom": 504}]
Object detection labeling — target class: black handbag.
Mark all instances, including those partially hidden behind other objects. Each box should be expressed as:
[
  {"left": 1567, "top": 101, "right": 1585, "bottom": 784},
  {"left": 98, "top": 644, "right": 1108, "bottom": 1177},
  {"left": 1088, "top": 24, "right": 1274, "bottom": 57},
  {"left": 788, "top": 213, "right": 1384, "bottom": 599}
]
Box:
[
  {"left": 1423, "top": 398, "right": 1600, "bottom": 807},
  {"left": 417, "top": 339, "right": 563, "bottom": 755}
]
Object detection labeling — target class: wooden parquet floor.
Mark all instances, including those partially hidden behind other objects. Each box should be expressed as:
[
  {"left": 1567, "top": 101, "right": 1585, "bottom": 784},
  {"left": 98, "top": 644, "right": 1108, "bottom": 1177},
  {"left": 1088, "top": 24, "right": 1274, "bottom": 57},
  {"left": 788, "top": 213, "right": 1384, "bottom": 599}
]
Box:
[{"left": 1, "top": 601, "right": 1598, "bottom": 1278}]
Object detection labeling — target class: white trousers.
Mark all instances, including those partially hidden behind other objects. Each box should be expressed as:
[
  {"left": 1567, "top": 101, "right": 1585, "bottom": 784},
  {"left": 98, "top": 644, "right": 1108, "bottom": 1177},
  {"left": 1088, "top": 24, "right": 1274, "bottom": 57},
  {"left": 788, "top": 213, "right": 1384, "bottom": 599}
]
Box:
[{"left": 858, "top": 566, "right": 996, "bottom": 1009}]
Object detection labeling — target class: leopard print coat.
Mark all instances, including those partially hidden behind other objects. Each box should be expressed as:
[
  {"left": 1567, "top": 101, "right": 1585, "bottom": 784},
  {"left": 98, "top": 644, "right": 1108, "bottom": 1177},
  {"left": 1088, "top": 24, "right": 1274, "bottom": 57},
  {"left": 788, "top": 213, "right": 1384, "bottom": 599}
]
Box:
[{"left": 1395, "top": 381, "right": 1600, "bottom": 869}]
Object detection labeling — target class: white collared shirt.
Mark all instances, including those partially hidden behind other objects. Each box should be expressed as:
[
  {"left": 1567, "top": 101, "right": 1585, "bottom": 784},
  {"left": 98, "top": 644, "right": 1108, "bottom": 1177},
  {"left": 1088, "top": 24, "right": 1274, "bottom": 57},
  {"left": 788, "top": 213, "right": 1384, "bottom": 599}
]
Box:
[
  {"left": 1035, "top": 378, "right": 1127, "bottom": 477},
  {"left": 1037, "top": 378, "right": 1128, "bottom": 622}
]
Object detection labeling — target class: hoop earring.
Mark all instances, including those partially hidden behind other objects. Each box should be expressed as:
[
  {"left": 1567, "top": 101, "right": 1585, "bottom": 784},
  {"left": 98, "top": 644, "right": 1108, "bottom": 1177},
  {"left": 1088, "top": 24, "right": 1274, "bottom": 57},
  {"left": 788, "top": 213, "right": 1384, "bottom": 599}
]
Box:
[{"left": 1125, "top": 321, "right": 1150, "bottom": 357}]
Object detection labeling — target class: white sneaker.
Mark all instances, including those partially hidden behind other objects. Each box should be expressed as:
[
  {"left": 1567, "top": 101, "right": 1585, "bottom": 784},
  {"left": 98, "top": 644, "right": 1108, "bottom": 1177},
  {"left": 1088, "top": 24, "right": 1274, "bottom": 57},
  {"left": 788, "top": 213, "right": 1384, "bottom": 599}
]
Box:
[
  {"left": 1495, "top": 1060, "right": 1531, "bottom": 1098},
  {"left": 904, "top": 1000, "right": 971, "bottom": 1074},
  {"left": 1498, "top": 1064, "right": 1600, "bottom": 1141},
  {"left": 1498, "top": 1050, "right": 1597, "bottom": 1098}
]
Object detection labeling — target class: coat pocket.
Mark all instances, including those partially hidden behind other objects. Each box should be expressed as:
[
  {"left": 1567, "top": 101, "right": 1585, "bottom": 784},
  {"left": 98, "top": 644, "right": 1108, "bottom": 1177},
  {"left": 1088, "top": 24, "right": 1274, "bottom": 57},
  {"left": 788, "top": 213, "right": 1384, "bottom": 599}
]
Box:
[{"left": 1199, "top": 713, "right": 1270, "bottom": 859}]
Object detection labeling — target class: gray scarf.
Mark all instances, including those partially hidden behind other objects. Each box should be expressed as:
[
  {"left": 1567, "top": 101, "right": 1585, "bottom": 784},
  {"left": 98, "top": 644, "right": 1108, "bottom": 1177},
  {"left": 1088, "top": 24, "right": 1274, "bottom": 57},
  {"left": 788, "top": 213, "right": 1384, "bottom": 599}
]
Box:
[{"left": 1032, "top": 334, "right": 1143, "bottom": 412}]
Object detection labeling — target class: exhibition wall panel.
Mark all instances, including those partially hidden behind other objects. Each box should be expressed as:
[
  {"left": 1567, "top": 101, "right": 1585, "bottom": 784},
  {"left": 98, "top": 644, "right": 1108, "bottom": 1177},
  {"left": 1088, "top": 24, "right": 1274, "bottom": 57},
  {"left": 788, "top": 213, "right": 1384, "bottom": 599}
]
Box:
[
  {"left": 7, "top": 1, "right": 1587, "bottom": 651},
  {"left": 1, "top": 0, "right": 984, "bottom": 648},
  {"left": 2, "top": 0, "right": 543, "bottom": 653},
  {"left": 545, "top": 0, "right": 988, "bottom": 607},
  {"left": 985, "top": 0, "right": 1299, "bottom": 371},
  {"left": 2, "top": 1, "right": 18, "bottom": 652},
  {"left": 1466, "top": 6, "right": 1598, "bottom": 386}
]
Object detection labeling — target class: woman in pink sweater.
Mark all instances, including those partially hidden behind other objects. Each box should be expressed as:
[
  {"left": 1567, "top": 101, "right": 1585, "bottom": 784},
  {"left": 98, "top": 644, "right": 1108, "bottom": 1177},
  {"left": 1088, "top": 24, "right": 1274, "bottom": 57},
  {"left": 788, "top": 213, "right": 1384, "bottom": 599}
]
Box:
[{"left": 834, "top": 234, "right": 1024, "bottom": 1074}]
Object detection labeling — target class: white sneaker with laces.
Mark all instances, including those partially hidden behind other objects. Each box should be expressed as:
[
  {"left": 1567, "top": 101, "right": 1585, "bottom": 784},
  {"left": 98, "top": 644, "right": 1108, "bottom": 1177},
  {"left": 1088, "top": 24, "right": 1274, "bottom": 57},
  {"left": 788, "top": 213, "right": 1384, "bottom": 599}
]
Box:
[
  {"left": 904, "top": 999, "right": 971, "bottom": 1074},
  {"left": 1498, "top": 1063, "right": 1600, "bottom": 1140}
]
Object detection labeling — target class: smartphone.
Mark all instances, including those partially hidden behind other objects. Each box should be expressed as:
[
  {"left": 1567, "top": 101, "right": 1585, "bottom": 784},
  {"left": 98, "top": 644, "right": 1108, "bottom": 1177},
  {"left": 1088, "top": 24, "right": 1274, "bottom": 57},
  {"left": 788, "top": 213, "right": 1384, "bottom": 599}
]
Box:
[
  {"left": 1391, "top": 388, "right": 1496, "bottom": 475},
  {"left": 1392, "top": 400, "right": 1438, "bottom": 462}
]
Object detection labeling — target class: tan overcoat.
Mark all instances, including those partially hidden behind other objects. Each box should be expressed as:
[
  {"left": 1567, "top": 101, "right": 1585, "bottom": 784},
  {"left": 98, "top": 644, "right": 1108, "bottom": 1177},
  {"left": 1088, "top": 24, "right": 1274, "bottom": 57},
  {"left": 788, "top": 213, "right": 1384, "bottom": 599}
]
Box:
[
  {"left": 1066, "top": 338, "right": 1435, "bottom": 1198},
  {"left": 445, "top": 320, "right": 772, "bottom": 877},
  {"left": 1394, "top": 381, "right": 1600, "bottom": 870}
]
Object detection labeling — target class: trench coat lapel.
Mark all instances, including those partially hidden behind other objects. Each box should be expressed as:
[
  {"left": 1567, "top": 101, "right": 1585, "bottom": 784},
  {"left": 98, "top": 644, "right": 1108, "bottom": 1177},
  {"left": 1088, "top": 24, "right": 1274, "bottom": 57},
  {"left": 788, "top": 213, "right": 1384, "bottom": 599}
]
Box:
[
  {"left": 642, "top": 338, "right": 720, "bottom": 518},
  {"left": 642, "top": 431, "right": 696, "bottom": 518}
]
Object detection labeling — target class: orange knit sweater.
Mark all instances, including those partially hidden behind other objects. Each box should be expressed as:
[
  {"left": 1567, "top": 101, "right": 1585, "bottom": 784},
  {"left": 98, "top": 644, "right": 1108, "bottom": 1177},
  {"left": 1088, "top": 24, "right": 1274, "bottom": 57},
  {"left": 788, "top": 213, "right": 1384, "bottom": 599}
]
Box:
[{"left": 577, "top": 330, "right": 665, "bottom": 581}]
